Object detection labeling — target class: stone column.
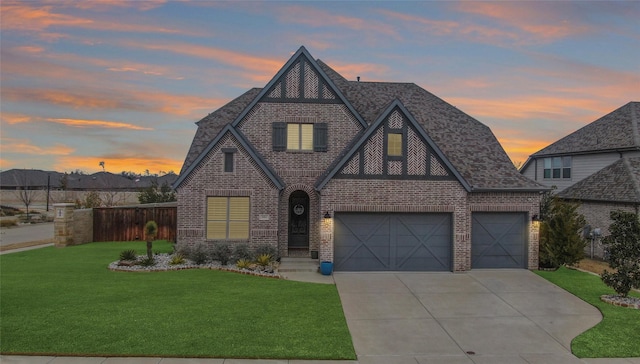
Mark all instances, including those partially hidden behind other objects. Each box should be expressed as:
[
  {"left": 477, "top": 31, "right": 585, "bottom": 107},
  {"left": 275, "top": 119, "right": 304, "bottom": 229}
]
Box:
[{"left": 54, "top": 203, "right": 75, "bottom": 247}]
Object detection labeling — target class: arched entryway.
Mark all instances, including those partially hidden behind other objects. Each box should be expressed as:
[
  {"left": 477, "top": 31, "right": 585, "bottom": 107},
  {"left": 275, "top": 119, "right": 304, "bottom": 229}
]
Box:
[{"left": 288, "top": 190, "right": 310, "bottom": 251}]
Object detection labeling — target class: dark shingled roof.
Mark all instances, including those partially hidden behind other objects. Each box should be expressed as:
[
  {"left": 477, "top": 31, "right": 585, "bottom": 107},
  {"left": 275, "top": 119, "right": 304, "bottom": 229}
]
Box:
[
  {"left": 558, "top": 157, "right": 640, "bottom": 203},
  {"left": 179, "top": 88, "right": 262, "bottom": 175},
  {"left": 532, "top": 102, "right": 640, "bottom": 157},
  {"left": 178, "top": 50, "right": 544, "bottom": 191},
  {"left": 316, "top": 60, "right": 543, "bottom": 191},
  {"left": 0, "top": 169, "right": 177, "bottom": 190}
]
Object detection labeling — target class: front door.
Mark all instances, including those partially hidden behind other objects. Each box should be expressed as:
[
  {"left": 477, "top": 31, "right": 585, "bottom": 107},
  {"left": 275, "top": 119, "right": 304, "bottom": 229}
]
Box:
[{"left": 288, "top": 191, "right": 309, "bottom": 249}]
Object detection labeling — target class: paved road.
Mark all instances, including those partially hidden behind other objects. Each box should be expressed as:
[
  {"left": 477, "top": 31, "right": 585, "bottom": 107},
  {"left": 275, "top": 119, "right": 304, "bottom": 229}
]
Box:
[{"left": 0, "top": 222, "right": 54, "bottom": 247}]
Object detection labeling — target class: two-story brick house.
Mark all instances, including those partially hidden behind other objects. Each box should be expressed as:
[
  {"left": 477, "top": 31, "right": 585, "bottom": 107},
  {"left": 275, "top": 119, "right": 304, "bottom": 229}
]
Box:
[{"left": 173, "top": 46, "right": 545, "bottom": 272}]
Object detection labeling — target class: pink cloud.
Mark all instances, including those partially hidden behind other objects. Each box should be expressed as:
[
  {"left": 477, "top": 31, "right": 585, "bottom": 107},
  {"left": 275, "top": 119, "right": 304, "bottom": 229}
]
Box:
[
  {"left": 1, "top": 138, "right": 75, "bottom": 156},
  {"left": 46, "top": 118, "right": 153, "bottom": 131}
]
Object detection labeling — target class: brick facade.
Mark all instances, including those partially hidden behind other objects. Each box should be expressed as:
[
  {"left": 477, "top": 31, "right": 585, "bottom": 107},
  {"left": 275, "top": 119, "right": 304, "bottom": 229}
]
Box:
[
  {"left": 575, "top": 201, "right": 638, "bottom": 259},
  {"left": 174, "top": 47, "right": 544, "bottom": 270}
]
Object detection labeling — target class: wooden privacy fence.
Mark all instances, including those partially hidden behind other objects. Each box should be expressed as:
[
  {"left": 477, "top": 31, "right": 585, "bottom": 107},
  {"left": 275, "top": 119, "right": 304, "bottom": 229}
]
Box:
[{"left": 93, "top": 203, "right": 177, "bottom": 242}]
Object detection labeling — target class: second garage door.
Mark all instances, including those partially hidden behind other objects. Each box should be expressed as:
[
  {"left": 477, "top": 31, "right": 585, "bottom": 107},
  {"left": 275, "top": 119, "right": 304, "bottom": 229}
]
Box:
[
  {"left": 472, "top": 212, "right": 527, "bottom": 268},
  {"left": 334, "top": 213, "right": 452, "bottom": 271}
]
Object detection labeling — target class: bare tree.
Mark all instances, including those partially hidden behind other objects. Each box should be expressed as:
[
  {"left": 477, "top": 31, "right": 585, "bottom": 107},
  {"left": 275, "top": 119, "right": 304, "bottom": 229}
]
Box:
[{"left": 15, "top": 175, "right": 39, "bottom": 221}]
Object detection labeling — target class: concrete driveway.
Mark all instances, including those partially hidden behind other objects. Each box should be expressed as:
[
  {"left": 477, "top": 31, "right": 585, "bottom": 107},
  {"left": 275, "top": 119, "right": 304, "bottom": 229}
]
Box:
[{"left": 334, "top": 270, "right": 603, "bottom": 364}]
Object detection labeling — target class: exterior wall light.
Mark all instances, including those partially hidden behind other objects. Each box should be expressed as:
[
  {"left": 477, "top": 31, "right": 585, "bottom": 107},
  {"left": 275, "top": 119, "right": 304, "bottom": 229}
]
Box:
[
  {"left": 324, "top": 211, "right": 331, "bottom": 219},
  {"left": 531, "top": 214, "right": 540, "bottom": 222}
]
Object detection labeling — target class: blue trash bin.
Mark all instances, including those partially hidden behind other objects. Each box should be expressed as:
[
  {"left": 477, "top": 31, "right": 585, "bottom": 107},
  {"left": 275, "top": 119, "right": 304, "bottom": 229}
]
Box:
[{"left": 320, "top": 261, "right": 333, "bottom": 275}]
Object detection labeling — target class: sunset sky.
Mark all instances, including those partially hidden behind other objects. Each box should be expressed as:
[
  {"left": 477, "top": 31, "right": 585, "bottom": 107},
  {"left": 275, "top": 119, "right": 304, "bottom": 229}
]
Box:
[{"left": 1, "top": 1, "right": 638, "bottom": 175}]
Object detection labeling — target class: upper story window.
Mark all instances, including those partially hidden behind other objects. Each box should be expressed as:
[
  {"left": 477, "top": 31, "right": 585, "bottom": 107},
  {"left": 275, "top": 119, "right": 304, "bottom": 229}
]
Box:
[
  {"left": 272, "top": 122, "right": 328, "bottom": 152},
  {"left": 387, "top": 133, "right": 403, "bottom": 157},
  {"left": 544, "top": 156, "right": 571, "bottom": 179},
  {"left": 222, "top": 148, "right": 236, "bottom": 173},
  {"left": 287, "top": 123, "right": 313, "bottom": 151}
]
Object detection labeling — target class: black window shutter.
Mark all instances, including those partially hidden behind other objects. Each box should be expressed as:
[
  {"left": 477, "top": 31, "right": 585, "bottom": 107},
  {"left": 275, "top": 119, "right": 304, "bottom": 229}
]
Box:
[
  {"left": 313, "top": 123, "right": 328, "bottom": 152},
  {"left": 272, "top": 122, "right": 286, "bottom": 151}
]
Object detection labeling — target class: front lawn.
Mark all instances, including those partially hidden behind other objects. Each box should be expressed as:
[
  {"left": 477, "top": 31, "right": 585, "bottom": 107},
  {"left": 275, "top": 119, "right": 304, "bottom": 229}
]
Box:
[
  {"left": 0, "top": 241, "right": 356, "bottom": 359},
  {"left": 536, "top": 267, "right": 640, "bottom": 358}
]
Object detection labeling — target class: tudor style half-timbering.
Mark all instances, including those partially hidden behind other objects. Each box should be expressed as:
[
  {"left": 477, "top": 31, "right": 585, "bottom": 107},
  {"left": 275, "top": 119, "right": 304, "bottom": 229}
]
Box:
[{"left": 174, "top": 46, "right": 546, "bottom": 271}]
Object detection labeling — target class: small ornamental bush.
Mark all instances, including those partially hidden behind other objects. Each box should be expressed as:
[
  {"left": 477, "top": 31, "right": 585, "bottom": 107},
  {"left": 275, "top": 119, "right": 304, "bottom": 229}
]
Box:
[
  {"left": 254, "top": 244, "right": 278, "bottom": 261},
  {"left": 601, "top": 210, "right": 640, "bottom": 297},
  {"left": 236, "top": 259, "right": 251, "bottom": 270},
  {"left": 233, "top": 244, "right": 252, "bottom": 262},
  {"left": 119, "top": 249, "right": 137, "bottom": 261},
  {"left": 169, "top": 252, "right": 186, "bottom": 265},
  {"left": 212, "top": 243, "right": 233, "bottom": 265},
  {"left": 189, "top": 244, "right": 209, "bottom": 265},
  {"left": 256, "top": 254, "right": 272, "bottom": 267},
  {"left": 138, "top": 256, "right": 156, "bottom": 267}
]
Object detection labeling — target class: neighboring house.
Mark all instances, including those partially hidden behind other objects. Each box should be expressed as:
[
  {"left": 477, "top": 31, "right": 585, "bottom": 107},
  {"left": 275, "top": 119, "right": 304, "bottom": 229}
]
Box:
[
  {"left": 174, "top": 46, "right": 545, "bottom": 272},
  {"left": 520, "top": 102, "right": 640, "bottom": 192},
  {"left": 558, "top": 157, "right": 640, "bottom": 258},
  {"left": 520, "top": 102, "right": 640, "bottom": 259}
]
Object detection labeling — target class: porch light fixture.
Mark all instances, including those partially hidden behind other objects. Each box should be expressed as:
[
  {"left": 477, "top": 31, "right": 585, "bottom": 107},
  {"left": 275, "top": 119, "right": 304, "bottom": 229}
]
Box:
[
  {"left": 531, "top": 214, "right": 540, "bottom": 222},
  {"left": 324, "top": 211, "right": 331, "bottom": 219}
]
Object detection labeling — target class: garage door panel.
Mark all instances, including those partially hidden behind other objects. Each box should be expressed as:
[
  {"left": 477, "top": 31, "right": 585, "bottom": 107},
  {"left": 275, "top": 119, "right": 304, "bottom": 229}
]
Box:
[
  {"left": 472, "top": 213, "right": 526, "bottom": 269},
  {"left": 334, "top": 213, "right": 451, "bottom": 271}
]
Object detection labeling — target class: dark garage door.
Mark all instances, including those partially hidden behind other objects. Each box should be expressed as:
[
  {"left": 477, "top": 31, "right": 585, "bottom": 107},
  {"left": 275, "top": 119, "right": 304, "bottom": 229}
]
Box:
[
  {"left": 472, "top": 212, "right": 527, "bottom": 268},
  {"left": 334, "top": 213, "right": 452, "bottom": 271}
]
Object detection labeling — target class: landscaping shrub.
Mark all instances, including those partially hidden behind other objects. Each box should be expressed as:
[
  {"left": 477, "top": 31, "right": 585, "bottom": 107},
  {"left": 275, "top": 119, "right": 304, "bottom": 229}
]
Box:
[
  {"left": 233, "top": 244, "right": 252, "bottom": 262},
  {"left": 539, "top": 197, "right": 587, "bottom": 268},
  {"left": 138, "top": 256, "right": 156, "bottom": 267},
  {"left": 256, "top": 254, "right": 272, "bottom": 267},
  {"left": 236, "top": 258, "right": 251, "bottom": 270},
  {"left": 601, "top": 210, "right": 640, "bottom": 297},
  {"left": 254, "top": 244, "right": 278, "bottom": 261},
  {"left": 119, "top": 249, "right": 137, "bottom": 261},
  {"left": 188, "top": 244, "right": 210, "bottom": 265},
  {"left": 212, "top": 243, "right": 232, "bottom": 265},
  {"left": 144, "top": 220, "right": 158, "bottom": 260},
  {"left": 169, "top": 252, "right": 186, "bottom": 265}
]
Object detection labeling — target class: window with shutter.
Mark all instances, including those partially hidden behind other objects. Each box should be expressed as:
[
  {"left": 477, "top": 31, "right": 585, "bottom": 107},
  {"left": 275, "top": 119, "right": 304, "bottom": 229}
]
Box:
[{"left": 286, "top": 123, "right": 313, "bottom": 151}]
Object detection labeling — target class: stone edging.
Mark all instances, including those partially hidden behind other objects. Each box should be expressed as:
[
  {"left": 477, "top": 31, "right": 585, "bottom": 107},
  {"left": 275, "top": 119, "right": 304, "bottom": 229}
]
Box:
[{"left": 600, "top": 295, "right": 640, "bottom": 309}]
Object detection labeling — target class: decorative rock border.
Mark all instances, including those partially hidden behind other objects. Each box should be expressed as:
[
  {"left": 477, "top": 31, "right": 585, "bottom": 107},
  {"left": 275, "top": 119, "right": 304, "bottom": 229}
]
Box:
[
  {"left": 600, "top": 294, "right": 640, "bottom": 309},
  {"left": 108, "top": 254, "right": 282, "bottom": 279}
]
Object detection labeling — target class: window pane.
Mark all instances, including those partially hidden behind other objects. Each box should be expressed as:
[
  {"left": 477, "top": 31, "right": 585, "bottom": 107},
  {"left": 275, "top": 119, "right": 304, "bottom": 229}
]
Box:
[
  {"left": 228, "top": 221, "right": 249, "bottom": 239},
  {"left": 388, "top": 133, "right": 402, "bottom": 156},
  {"left": 300, "top": 124, "right": 313, "bottom": 150},
  {"left": 229, "top": 197, "right": 249, "bottom": 220},
  {"left": 563, "top": 156, "right": 571, "bottom": 167},
  {"left": 544, "top": 158, "right": 551, "bottom": 168},
  {"left": 552, "top": 168, "right": 561, "bottom": 178},
  {"left": 207, "top": 221, "right": 226, "bottom": 239},
  {"left": 563, "top": 168, "right": 571, "bottom": 178},
  {"left": 287, "top": 124, "right": 299, "bottom": 150},
  {"left": 552, "top": 157, "right": 562, "bottom": 168},
  {"left": 224, "top": 152, "right": 233, "bottom": 172},
  {"left": 207, "top": 197, "right": 227, "bottom": 221},
  {"left": 544, "top": 169, "right": 551, "bottom": 179}
]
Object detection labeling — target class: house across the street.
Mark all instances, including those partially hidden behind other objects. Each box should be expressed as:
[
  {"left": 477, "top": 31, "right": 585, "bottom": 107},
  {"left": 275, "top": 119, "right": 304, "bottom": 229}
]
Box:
[{"left": 174, "top": 46, "right": 546, "bottom": 272}]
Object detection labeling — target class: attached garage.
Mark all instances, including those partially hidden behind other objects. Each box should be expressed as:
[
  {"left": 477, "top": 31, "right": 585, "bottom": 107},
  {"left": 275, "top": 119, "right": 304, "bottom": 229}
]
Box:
[
  {"left": 333, "top": 212, "right": 452, "bottom": 271},
  {"left": 471, "top": 212, "right": 527, "bottom": 269}
]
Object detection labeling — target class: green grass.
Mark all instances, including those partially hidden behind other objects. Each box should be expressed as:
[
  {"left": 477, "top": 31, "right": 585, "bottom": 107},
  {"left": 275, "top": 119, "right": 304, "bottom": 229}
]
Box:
[
  {"left": 536, "top": 267, "right": 640, "bottom": 358},
  {"left": 0, "top": 241, "right": 356, "bottom": 359}
]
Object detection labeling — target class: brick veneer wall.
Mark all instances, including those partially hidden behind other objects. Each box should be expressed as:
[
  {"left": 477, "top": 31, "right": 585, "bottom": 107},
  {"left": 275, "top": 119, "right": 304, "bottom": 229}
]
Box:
[
  {"left": 574, "top": 200, "right": 638, "bottom": 259},
  {"left": 176, "top": 132, "right": 280, "bottom": 249}
]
